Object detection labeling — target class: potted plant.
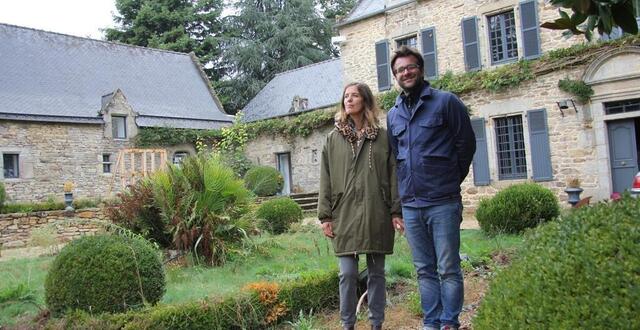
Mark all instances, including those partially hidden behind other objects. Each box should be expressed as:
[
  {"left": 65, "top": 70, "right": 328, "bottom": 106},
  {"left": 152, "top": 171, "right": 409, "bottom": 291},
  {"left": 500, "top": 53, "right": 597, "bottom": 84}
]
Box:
[{"left": 564, "top": 177, "right": 583, "bottom": 207}]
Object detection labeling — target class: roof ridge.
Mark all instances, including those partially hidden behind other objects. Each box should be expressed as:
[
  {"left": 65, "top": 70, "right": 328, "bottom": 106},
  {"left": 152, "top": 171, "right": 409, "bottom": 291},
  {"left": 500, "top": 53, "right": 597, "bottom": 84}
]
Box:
[
  {"left": 273, "top": 57, "right": 341, "bottom": 77},
  {"left": 0, "top": 22, "right": 192, "bottom": 57}
]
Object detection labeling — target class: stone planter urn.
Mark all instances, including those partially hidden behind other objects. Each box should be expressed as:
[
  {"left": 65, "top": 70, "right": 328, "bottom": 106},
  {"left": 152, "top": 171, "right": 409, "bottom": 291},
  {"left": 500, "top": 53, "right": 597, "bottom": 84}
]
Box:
[
  {"left": 565, "top": 187, "right": 584, "bottom": 207},
  {"left": 565, "top": 178, "right": 583, "bottom": 207}
]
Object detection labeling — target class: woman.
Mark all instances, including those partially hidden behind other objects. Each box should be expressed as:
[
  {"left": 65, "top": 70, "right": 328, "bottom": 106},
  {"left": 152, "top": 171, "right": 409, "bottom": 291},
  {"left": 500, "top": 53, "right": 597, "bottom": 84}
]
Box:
[{"left": 318, "top": 82, "right": 403, "bottom": 330}]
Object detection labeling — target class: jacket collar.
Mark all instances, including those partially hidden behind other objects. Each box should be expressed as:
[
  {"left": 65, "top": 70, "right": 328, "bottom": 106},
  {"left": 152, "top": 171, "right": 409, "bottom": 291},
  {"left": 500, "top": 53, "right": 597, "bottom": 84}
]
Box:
[{"left": 394, "top": 81, "right": 432, "bottom": 120}]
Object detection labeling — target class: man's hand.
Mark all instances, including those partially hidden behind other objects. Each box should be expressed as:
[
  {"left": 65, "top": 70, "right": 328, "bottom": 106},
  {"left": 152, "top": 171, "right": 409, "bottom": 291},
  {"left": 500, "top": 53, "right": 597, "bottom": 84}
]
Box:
[
  {"left": 321, "top": 221, "right": 335, "bottom": 238},
  {"left": 392, "top": 216, "right": 405, "bottom": 235}
]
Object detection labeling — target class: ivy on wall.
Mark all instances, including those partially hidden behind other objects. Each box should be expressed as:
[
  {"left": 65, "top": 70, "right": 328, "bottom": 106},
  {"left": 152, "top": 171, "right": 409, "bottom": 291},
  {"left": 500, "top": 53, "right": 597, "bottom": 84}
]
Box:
[
  {"left": 558, "top": 78, "right": 594, "bottom": 103},
  {"left": 135, "top": 127, "right": 222, "bottom": 148}
]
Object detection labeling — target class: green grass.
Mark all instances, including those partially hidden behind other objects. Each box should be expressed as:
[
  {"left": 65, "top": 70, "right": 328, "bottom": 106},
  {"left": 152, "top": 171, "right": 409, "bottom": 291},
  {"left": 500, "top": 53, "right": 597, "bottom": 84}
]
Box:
[{"left": 0, "top": 227, "right": 522, "bottom": 326}]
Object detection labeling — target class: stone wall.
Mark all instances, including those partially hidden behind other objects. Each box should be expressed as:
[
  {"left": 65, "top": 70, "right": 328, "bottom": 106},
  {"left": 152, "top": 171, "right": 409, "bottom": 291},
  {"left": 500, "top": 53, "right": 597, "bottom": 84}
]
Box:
[
  {"left": 0, "top": 121, "right": 132, "bottom": 203},
  {"left": 0, "top": 208, "right": 105, "bottom": 249},
  {"left": 338, "top": 0, "right": 583, "bottom": 89}
]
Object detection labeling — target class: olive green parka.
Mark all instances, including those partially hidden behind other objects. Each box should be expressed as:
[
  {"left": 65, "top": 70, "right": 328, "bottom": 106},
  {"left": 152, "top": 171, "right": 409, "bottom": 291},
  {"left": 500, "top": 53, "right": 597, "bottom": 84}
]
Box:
[{"left": 318, "top": 127, "right": 401, "bottom": 256}]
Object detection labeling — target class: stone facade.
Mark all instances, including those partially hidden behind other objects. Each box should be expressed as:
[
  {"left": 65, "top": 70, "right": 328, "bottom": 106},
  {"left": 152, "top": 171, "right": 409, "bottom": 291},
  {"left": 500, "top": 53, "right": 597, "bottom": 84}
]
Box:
[
  {"left": 243, "top": 0, "right": 640, "bottom": 212},
  {"left": 338, "top": 0, "right": 583, "bottom": 88},
  {"left": 0, "top": 91, "right": 196, "bottom": 203},
  {"left": 0, "top": 208, "right": 105, "bottom": 249}
]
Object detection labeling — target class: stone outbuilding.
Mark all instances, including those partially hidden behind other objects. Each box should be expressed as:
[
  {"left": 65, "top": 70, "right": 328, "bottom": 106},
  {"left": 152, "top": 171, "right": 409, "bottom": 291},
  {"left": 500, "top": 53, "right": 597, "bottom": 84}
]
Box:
[
  {"left": 242, "top": 58, "right": 344, "bottom": 194},
  {"left": 0, "top": 23, "right": 232, "bottom": 203},
  {"left": 244, "top": 0, "right": 640, "bottom": 211}
]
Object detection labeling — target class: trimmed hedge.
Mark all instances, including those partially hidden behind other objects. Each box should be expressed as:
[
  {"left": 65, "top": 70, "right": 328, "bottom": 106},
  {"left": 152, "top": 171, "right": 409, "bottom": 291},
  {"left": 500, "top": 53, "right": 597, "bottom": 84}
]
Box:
[
  {"left": 474, "top": 196, "right": 640, "bottom": 329},
  {"left": 49, "top": 269, "right": 339, "bottom": 329},
  {"left": 476, "top": 183, "right": 559, "bottom": 235},
  {"left": 244, "top": 166, "right": 284, "bottom": 197},
  {"left": 256, "top": 197, "right": 303, "bottom": 234},
  {"left": 45, "top": 234, "right": 165, "bottom": 316}
]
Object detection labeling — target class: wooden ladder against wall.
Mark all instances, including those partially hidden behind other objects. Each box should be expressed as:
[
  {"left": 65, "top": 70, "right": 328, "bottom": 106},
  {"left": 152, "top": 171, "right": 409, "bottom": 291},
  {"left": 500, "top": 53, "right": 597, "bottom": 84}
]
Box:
[{"left": 108, "top": 148, "right": 168, "bottom": 194}]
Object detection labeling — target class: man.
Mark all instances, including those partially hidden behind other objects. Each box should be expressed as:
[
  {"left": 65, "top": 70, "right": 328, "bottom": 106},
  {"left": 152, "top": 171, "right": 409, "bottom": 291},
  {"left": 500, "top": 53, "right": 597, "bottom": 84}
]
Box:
[{"left": 386, "top": 46, "right": 476, "bottom": 330}]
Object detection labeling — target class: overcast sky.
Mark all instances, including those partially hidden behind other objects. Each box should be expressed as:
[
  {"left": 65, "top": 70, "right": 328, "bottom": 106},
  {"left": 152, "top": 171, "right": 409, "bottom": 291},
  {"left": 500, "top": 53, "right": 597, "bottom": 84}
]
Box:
[{"left": 0, "top": 0, "right": 117, "bottom": 39}]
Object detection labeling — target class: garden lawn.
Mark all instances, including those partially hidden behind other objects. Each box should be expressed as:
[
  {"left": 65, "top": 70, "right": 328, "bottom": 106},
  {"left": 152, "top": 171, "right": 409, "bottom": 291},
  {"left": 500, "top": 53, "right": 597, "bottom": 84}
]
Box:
[{"left": 0, "top": 227, "right": 522, "bottom": 326}]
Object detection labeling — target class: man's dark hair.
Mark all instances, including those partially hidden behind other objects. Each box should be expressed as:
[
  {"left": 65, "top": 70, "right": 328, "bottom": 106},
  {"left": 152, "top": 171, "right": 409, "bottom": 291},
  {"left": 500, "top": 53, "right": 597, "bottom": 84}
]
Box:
[{"left": 390, "top": 46, "right": 424, "bottom": 74}]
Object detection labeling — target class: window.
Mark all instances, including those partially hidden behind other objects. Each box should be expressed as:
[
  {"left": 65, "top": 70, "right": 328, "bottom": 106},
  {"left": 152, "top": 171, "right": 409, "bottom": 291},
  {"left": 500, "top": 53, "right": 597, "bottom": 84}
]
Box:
[
  {"left": 396, "top": 36, "right": 417, "bottom": 49},
  {"left": 494, "top": 115, "right": 527, "bottom": 179},
  {"left": 173, "top": 152, "right": 189, "bottom": 166},
  {"left": 605, "top": 98, "right": 640, "bottom": 115},
  {"left": 488, "top": 10, "right": 518, "bottom": 64},
  {"left": 112, "top": 116, "right": 127, "bottom": 139},
  {"left": 3, "top": 153, "right": 19, "bottom": 178},
  {"left": 102, "top": 153, "right": 112, "bottom": 173}
]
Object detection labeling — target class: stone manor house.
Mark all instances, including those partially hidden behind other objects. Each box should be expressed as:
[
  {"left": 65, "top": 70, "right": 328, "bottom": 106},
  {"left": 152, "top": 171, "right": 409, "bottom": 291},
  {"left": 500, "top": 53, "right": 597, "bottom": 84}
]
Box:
[
  {"left": 0, "top": 23, "right": 232, "bottom": 203},
  {"left": 242, "top": 0, "right": 640, "bottom": 210}
]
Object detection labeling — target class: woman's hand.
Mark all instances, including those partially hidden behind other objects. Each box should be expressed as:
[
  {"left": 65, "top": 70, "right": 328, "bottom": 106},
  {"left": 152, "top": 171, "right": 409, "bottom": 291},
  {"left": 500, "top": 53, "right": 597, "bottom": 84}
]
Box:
[
  {"left": 321, "top": 221, "right": 335, "bottom": 238},
  {"left": 392, "top": 216, "right": 405, "bottom": 235}
]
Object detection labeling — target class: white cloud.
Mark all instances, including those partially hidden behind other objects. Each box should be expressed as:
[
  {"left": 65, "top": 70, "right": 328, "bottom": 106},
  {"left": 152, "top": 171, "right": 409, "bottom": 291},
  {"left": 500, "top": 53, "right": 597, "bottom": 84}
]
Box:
[{"left": 0, "top": 0, "right": 117, "bottom": 39}]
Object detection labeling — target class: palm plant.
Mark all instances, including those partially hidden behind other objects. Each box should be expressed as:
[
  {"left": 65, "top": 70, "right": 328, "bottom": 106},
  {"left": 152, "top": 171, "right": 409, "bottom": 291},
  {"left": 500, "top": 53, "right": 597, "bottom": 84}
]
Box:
[{"left": 150, "top": 154, "right": 254, "bottom": 266}]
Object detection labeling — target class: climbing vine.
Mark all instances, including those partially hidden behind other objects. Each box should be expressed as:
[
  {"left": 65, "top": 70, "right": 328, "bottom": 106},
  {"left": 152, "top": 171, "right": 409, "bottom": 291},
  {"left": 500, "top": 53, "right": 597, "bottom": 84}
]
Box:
[{"left": 558, "top": 78, "right": 594, "bottom": 103}]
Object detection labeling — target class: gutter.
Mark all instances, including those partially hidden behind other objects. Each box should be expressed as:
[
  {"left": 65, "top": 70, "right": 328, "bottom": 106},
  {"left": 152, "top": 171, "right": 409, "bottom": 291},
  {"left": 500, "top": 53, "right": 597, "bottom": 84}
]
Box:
[
  {"left": 334, "top": 0, "right": 415, "bottom": 28},
  {"left": 0, "top": 113, "right": 104, "bottom": 124}
]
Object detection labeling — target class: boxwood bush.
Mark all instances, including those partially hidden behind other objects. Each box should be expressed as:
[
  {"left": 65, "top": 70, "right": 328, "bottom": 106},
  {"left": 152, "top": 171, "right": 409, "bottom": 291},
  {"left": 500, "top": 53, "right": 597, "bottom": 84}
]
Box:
[
  {"left": 474, "top": 196, "right": 640, "bottom": 329},
  {"left": 244, "top": 166, "right": 284, "bottom": 197},
  {"left": 475, "top": 183, "right": 559, "bottom": 235},
  {"left": 45, "top": 234, "right": 165, "bottom": 316},
  {"left": 256, "top": 197, "right": 303, "bottom": 234}
]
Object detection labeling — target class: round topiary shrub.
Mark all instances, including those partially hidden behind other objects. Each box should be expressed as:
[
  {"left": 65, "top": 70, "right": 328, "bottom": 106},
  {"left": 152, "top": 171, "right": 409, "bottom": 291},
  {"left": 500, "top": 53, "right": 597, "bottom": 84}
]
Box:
[
  {"left": 244, "top": 166, "right": 284, "bottom": 197},
  {"left": 475, "top": 183, "right": 559, "bottom": 235},
  {"left": 45, "top": 234, "right": 165, "bottom": 315},
  {"left": 474, "top": 196, "right": 640, "bottom": 329},
  {"left": 256, "top": 197, "right": 303, "bottom": 234}
]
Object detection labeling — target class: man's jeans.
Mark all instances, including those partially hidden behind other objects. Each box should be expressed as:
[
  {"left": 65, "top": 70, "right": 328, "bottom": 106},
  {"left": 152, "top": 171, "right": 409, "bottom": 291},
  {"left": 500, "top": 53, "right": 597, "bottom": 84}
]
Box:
[{"left": 403, "top": 202, "right": 463, "bottom": 329}]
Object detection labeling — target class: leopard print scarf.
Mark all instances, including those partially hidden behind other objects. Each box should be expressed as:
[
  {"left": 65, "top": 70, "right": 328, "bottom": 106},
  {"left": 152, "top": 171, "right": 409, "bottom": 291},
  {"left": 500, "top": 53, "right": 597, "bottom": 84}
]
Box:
[{"left": 335, "top": 120, "right": 379, "bottom": 169}]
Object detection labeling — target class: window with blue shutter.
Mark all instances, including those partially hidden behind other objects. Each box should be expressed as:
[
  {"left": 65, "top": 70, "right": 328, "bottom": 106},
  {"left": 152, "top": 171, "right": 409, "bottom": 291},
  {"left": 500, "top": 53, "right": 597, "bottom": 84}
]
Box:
[
  {"left": 375, "top": 40, "right": 391, "bottom": 91},
  {"left": 495, "top": 115, "right": 527, "bottom": 180},
  {"left": 527, "top": 109, "right": 553, "bottom": 181},
  {"left": 471, "top": 118, "right": 491, "bottom": 185},
  {"left": 462, "top": 16, "right": 481, "bottom": 71},
  {"left": 519, "top": 0, "right": 541, "bottom": 59},
  {"left": 420, "top": 27, "right": 438, "bottom": 80}
]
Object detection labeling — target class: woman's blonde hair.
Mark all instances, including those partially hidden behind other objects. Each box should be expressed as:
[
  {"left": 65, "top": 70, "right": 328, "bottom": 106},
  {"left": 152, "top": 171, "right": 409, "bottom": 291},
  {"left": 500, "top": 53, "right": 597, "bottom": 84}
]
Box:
[{"left": 335, "top": 82, "right": 381, "bottom": 129}]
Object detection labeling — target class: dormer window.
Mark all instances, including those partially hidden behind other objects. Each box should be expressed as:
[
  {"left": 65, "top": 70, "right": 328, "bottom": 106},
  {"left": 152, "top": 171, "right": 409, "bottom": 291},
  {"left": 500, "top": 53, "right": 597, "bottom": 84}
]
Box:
[{"left": 112, "top": 115, "right": 127, "bottom": 139}]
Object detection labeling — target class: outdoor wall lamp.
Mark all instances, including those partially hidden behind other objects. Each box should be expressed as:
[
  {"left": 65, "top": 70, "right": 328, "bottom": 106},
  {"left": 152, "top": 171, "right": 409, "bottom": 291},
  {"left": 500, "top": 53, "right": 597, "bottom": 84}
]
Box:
[{"left": 557, "top": 99, "right": 578, "bottom": 117}]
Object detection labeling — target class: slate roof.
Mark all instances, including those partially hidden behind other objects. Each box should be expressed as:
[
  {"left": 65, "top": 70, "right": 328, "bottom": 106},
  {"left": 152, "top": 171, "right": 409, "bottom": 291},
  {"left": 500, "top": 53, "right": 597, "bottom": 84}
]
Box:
[
  {"left": 0, "top": 23, "right": 231, "bottom": 129},
  {"left": 242, "top": 58, "right": 343, "bottom": 122},
  {"left": 336, "top": 0, "right": 414, "bottom": 27}
]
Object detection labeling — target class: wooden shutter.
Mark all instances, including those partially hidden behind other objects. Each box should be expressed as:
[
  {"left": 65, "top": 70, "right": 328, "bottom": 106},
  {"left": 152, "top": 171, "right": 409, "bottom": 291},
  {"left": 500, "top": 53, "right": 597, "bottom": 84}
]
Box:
[
  {"left": 527, "top": 109, "right": 553, "bottom": 181},
  {"left": 461, "top": 16, "right": 481, "bottom": 71},
  {"left": 519, "top": 0, "right": 541, "bottom": 59},
  {"left": 420, "top": 27, "right": 438, "bottom": 80},
  {"left": 471, "top": 117, "right": 491, "bottom": 186},
  {"left": 375, "top": 40, "right": 391, "bottom": 91}
]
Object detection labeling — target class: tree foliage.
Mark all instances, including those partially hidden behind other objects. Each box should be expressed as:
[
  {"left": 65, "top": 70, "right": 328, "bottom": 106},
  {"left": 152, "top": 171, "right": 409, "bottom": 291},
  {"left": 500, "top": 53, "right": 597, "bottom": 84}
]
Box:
[
  {"left": 542, "top": 0, "right": 639, "bottom": 40},
  {"left": 217, "top": 0, "right": 336, "bottom": 113},
  {"left": 105, "top": 0, "right": 226, "bottom": 80}
]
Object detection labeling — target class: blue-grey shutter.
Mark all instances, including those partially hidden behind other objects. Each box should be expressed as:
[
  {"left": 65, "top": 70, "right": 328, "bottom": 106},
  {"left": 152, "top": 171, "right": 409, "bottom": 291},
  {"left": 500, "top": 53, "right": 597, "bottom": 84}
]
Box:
[
  {"left": 527, "top": 109, "right": 553, "bottom": 181},
  {"left": 420, "top": 27, "right": 438, "bottom": 80},
  {"left": 471, "top": 117, "right": 491, "bottom": 186},
  {"left": 375, "top": 40, "right": 391, "bottom": 91},
  {"left": 519, "top": 0, "right": 541, "bottom": 59},
  {"left": 461, "top": 17, "right": 481, "bottom": 71}
]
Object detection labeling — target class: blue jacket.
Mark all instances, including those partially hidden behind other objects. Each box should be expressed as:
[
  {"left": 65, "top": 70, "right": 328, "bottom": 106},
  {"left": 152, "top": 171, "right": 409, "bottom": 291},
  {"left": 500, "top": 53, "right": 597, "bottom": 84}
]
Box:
[{"left": 386, "top": 82, "right": 476, "bottom": 207}]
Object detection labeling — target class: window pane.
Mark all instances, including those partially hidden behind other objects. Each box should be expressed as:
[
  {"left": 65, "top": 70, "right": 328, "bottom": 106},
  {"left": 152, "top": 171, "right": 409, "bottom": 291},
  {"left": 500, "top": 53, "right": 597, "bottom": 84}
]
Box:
[
  {"left": 3, "top": 154, "right": 19, "bottom": 178},
  {"left": 173, "top": 152, "right": 189, "bottom": 166},
  {"left": 396, "top": 36, "right": 417, "bottom": 49},
  {"left": 494, "top": 115, "right": 527, "bottom": 179},
  {"left": 112, "top": 116, "right": 127, "bottom": 139},
  {"left": 488, "top": 10, "right": 518, "bottom": 64},
  {"left": 102, "top": 153, "right": 112, "bottom": 173},
  {"left": 604, "top": 98, "right": 640, "bottom": 115}
]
